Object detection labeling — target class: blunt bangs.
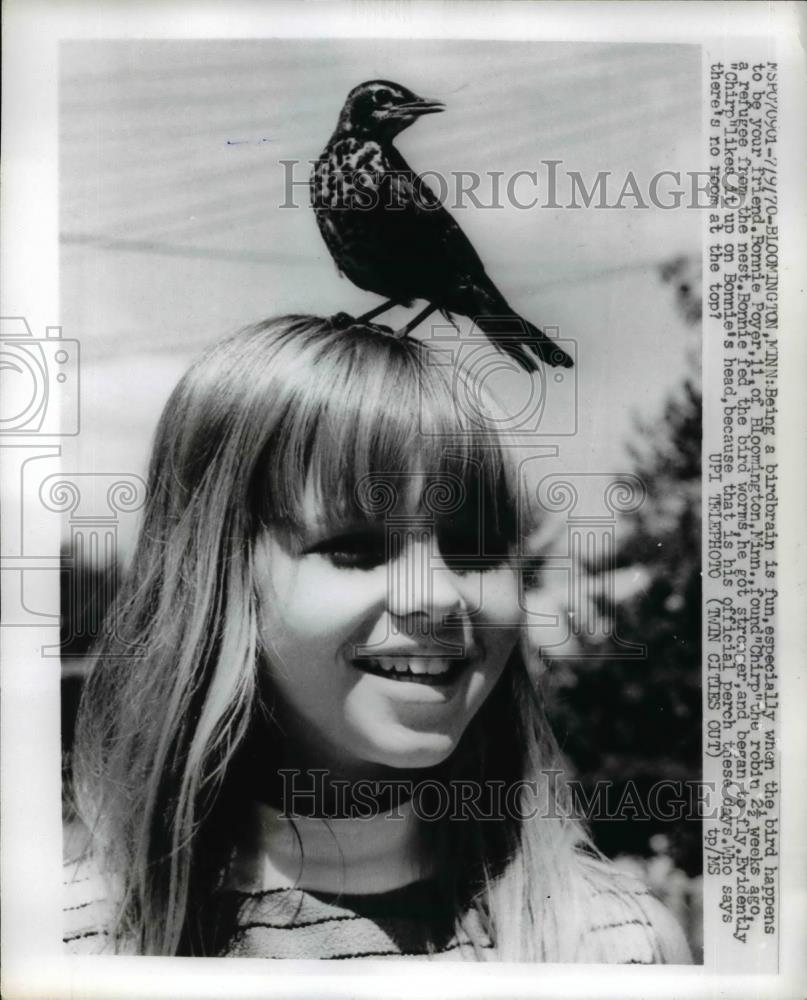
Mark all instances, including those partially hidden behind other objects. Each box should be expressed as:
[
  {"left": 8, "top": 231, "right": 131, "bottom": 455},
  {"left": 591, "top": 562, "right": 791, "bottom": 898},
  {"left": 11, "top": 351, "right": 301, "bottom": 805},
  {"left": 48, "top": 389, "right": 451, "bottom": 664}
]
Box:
[{"left": 255, "top": 324, "right": 519, "bottom": 553}]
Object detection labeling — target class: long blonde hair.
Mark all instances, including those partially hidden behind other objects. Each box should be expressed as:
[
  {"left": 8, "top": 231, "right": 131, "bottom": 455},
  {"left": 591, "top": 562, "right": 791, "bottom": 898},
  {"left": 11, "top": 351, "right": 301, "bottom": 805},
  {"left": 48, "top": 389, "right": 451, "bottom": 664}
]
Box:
[{"left": 72, "top": 315, "right": 664, "bottom": 959}]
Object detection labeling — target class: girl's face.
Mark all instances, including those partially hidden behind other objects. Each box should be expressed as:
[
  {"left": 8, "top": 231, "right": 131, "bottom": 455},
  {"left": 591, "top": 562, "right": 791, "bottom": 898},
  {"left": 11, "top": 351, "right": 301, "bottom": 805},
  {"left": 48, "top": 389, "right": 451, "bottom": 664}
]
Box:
[{"left": 255, "top": 478, "right": 521, "bottom": 777}]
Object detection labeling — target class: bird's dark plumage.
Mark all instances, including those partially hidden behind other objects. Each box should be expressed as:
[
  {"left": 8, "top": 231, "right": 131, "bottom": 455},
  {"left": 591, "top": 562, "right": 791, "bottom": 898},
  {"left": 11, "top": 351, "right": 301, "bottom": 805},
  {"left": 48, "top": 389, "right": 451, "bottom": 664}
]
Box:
[{"left": 310, "top": 80, "right": 573, "bottom": 371}]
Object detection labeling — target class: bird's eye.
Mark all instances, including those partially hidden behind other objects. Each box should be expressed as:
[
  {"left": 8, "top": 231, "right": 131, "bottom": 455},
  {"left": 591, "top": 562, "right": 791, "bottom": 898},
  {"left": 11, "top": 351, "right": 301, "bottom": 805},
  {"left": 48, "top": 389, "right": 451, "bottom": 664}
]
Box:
[{"left": 373, "top": 89, "right": 391, "bottom": 106}]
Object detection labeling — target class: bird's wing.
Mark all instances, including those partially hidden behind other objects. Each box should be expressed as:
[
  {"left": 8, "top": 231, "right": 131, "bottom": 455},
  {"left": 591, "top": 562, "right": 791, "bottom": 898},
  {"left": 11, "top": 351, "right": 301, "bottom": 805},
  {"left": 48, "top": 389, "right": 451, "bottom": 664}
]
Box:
[
  {"left": 382, "top": 149, "right": 573, "bottom": 370},
  {"left": 317, "top": 213, "right": 347, "bottom": 276},
  {"left": 380, "top": 146, "right": 492, "bottom": 295}
]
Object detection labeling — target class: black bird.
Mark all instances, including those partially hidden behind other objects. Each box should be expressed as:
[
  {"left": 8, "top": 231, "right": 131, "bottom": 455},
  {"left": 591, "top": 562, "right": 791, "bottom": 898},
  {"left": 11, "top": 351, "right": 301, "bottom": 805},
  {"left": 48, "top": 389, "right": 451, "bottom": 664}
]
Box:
[{"left": 310, "top": 80, "right": 573, "bottom": 371}]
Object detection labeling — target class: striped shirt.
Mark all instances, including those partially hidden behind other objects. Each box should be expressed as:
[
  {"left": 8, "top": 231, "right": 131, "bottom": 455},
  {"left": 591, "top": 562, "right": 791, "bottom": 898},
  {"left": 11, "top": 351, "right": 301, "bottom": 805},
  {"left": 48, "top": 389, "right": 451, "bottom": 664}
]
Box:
[
  {"left": 64, "top": 801, "right": 691, "bottom": 962},
  {"left": 63, "top": 862, "right": 691, "bottom": 962}
]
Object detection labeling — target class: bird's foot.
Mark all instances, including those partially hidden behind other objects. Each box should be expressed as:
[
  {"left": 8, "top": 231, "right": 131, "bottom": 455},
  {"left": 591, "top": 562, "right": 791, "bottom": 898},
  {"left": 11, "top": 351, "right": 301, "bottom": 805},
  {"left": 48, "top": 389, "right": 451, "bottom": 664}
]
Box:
[
  {"left": 395, "top": 303, "right": 438, "bottom": 338},
  {"left": 331, "top": 311, "right": 396, "bottom": 338},
  {"left": 331, "top": 311, "right": 355, "bottom": 329}
]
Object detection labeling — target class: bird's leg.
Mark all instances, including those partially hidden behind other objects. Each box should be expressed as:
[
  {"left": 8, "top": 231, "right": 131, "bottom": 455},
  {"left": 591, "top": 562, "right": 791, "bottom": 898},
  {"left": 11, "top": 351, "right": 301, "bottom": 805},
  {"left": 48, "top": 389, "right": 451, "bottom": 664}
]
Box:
[
  {"left": 396, "top": 303, "right": 437, "bottom": 338},
  {"left": 357, "top": 299, "right": 396, "bottom": 323}
]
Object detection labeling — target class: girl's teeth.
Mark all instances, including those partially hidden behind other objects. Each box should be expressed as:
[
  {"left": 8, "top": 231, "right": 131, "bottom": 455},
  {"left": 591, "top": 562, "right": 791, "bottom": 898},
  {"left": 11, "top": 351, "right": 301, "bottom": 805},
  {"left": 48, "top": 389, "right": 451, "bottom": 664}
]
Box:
[
  {"left": 363, "top": 657, "right": 455, "bottom": 676},
  {"left": 426, "top": 659, "right": 451, "bottom": 675}
]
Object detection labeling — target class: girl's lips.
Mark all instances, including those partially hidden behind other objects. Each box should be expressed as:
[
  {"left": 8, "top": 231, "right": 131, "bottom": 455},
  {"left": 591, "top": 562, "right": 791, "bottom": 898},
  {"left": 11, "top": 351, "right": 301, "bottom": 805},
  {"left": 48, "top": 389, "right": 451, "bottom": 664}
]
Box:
[{"left": 351, "top": 655, "right": 472, "bottom": 687}]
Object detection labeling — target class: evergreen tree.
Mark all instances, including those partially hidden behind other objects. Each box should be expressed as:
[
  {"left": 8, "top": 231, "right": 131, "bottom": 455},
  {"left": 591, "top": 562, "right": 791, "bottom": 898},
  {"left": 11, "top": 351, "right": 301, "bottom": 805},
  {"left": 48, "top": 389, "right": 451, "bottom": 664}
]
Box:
[{"left": 543, "top": 257, "right": 702, "bottom": 874}]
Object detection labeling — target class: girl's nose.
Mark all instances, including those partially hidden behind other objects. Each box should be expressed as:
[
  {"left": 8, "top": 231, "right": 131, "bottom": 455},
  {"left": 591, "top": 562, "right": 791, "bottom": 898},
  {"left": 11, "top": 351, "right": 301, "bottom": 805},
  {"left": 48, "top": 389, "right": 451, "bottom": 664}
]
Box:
[{"left": 386, "top": 526, "right": 464, "bottom": 623}]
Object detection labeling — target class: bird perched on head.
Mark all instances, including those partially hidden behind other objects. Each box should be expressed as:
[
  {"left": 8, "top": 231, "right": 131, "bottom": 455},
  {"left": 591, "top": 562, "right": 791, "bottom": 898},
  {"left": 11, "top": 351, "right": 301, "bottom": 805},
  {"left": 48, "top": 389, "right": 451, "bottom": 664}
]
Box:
[{"left": 310, "top": 80, "right": 573, "bottom": 371}]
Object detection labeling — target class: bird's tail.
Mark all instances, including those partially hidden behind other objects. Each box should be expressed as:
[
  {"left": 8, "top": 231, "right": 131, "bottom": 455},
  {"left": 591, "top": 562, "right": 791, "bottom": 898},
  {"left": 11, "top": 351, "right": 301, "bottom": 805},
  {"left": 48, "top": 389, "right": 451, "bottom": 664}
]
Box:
[
  {"left": 468, "top": 288, "right": 574, "bottom": 371},
  {"left": 473, "top": 312, "right": 573, "bottom": 370}
]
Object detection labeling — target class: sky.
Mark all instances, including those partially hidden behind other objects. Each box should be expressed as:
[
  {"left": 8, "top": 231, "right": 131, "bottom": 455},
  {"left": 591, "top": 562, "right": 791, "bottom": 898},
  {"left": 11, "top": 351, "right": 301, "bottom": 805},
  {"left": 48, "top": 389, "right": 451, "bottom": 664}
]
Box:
[{"left": 59, "top": 38, "right": 701, "bottom": 556}]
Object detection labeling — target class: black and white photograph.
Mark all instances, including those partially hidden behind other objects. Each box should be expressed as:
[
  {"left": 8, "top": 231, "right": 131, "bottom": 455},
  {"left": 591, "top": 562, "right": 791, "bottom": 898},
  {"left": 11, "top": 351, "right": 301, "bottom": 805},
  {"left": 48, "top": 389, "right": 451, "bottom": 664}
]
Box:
[{"left": 1, "top": 3, "right": 805, "bottom": 999}]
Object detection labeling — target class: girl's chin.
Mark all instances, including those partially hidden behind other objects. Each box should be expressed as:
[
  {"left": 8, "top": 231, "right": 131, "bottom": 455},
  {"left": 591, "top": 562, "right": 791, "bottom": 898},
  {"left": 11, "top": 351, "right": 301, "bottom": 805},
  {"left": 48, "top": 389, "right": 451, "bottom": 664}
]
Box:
[{"left": 357, "top": 729, "right": 458, "bottom": 771}]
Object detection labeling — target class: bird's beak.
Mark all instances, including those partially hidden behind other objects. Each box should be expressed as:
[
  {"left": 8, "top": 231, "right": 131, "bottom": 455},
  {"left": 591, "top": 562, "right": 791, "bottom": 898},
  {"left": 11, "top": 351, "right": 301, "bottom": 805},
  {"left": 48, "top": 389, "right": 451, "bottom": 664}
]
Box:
[{"left": 395, "top": 97, "right": 445, "bottom": 117}]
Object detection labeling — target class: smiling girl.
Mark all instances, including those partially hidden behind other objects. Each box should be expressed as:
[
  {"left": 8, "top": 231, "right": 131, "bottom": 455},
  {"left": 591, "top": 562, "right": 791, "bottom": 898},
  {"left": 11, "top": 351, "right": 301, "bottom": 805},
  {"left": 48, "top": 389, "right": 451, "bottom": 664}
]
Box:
[{"left": 65, "top": 314, "right": 690, "bottom": 962}]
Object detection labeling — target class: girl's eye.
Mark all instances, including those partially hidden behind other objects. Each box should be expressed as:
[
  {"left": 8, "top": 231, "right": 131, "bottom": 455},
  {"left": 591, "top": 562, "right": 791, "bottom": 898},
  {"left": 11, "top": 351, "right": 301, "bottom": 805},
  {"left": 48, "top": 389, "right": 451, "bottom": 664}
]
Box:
[{"left": 307, "top": 531, "right": 387, "bottom": 570}]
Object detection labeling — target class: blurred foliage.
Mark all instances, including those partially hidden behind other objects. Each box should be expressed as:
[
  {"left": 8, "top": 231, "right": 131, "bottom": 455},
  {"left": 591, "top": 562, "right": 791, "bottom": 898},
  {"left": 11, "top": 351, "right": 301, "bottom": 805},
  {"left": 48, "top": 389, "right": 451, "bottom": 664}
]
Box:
[
  {"left": 659, "top": 254, "right": 702, "bottom": 329},
  {"left": 543, "top": 257, "right": 702, "bottom": 877}
]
